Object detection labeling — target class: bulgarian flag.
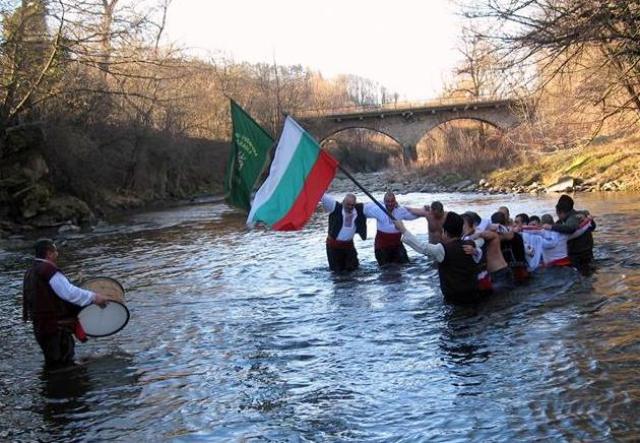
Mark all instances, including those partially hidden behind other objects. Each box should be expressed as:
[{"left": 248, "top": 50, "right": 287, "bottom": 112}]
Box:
[{"left": 247, "top": 116, "right": 338, "bottom": 231}]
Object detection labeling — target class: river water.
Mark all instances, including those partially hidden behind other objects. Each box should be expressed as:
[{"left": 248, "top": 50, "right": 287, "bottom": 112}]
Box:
[{"left": 1, "top": 191, "right": 639, "bottom": 442}]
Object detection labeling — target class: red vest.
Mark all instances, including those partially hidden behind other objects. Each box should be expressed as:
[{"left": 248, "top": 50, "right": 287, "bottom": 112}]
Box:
[{"left": 23, "top": 261, "right": 80, "bottom": 335}]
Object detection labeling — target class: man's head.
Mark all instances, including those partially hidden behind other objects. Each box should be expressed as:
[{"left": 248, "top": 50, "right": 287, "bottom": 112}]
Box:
[
  {"left": 35, "top": 238, "right": 58, "bottom": 262},
  {"left": 384, "top": 191, "right": 397, "bottom": 212},
  {"left": 528, "top": 215, "right": 541, "bottom": 227},
  {"left": 464, "top": 211, "right": 482, "bottom": 228},
  {"left": 430, "top": 201, "right": 444, "bottom": 217},
  {"left": 491, "top": 211, "right": 507, "bottom": 226},
  {"left": 442, "top": 211, "right": 463, "bottom": 240},
  {"left": 342, "top": 193, "right": 356, "bottom": 213},
  {"left": 461, "top": 213, "right": 476, "bottom": 236},
  {"left": 541, "top": 214, "right": 555, "bottom": 225},
  {"left": 555, "top": 194, "right": 574, "bottom": 220},
  {"left": 498, "top": 206, "right": 510, "bottom": 219},
  {"left": 514, "top": 213, "right": 529, "bottom": 227}
]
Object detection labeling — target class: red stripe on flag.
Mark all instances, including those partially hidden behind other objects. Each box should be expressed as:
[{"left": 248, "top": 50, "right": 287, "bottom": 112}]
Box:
[{"left": 272, "top": 150, "right": 338, "bottom": 231}]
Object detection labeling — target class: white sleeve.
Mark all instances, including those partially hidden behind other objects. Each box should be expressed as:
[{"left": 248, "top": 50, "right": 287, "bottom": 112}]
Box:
[
  {"left": 477, "top": 219, "right": 491, "bottom": 232},
  {"left": 363, "top": 202, "right": 379, "bottom": 219},
  {"left": 321, "top": 194, "right": 337, "bottom": 212},
  {"left": 401, "top": 231, "right": 445, "bottom": 262},
  {"left": 471, "top": 238, "right": 484, "bottom": 264},
  {"left": 472, "top": 248, "right": 483, "bottom": 263},
  {"left": 397, "top": 207, "right": 419, "bottom": 221},
  {"left": 49, "top": 272, "right": 95, "bottom": 307}
]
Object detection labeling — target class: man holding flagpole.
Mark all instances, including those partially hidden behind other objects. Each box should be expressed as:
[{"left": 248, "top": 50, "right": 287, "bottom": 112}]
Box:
[
  {"left": 321, "top": 193, "right": 367, "bottom": 272},
  {"left": 364, "top": 191, "right": 419, "bottom": 266}
]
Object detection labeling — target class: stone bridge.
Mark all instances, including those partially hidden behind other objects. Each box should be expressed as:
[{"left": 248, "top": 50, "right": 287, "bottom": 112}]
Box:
[{"left": 294, "top": 98, "right": 530, "bottom": 163}]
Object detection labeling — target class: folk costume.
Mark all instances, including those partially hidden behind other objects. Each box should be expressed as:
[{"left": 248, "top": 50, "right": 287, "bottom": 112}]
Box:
[
  {"left": 364, "top": 203, "right": 418, "bottom": 265},
  {"left": 322, "top": 194, "right": 367, "bottom": 272},
  {"left": 23, "top": 259, "right": 95, "bottom": 368}
]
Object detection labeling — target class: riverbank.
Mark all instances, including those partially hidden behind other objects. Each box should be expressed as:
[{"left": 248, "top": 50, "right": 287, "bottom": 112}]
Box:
[
  {"left": 330, "top": 134, "right": 640, "bottom": 195},
  {"left": 0, "top": 122, "right": 228, "bottom": 239}
]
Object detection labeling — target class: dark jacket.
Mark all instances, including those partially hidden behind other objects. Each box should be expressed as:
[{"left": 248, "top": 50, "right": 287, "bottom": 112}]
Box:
[
  {"left": 328, "top": 202, "right": 367, "bottom": 241},
  {"left": 551, "top": 209, "right": 595, "bottom": 256},
  {"left": 438, "top": 239, "right": 480, "bottom": 304}
]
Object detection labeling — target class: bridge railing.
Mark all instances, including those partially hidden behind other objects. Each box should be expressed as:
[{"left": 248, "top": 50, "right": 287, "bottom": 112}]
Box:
[{"left": 291, "top": 96, "right": 515, "bottom": 118}]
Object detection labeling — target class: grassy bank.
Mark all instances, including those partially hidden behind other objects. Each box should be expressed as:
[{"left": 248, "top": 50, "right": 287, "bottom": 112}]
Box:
[{"left": 487, "top": 135, "right": 640, "bottom": 192}]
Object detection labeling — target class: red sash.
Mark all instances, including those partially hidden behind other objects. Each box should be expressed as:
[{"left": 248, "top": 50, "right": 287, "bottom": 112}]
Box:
[
  {"left": 477, "top": 272, "right": 493, "bottom": 291},
  {"left": 546, "top": 257, "right": 572, "bottom": 267},
  {"left": 326, "top": 237, "right": 355, "bottom": 250},
  {"left": 374, "top": 231, "right": 402, "bottom": 249}
]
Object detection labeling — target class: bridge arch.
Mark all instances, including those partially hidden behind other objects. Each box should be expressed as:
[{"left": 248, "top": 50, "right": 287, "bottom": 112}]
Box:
[
  {"left": 319, "top": 126, "right": 404, "bottom": 148},
  {"left": 320, "top": 127, "right": 404, "bottom": 171},
  {"left": 416, "top": 117, "right": 504, "bottom": 164}
]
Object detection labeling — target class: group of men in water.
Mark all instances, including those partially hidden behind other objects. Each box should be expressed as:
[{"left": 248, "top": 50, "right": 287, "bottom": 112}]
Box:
[{"left": 321, "top": 192, "right": 596, "bottom": 305}]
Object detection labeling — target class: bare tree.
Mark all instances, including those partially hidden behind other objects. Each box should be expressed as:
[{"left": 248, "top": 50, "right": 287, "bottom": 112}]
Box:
[{"left": 464, "top": 0, "right": 640, "bottom": 124}]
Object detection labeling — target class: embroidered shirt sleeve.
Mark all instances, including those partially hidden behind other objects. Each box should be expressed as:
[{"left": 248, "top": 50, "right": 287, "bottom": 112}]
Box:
[{"left": 401, "top": 231, "right": 445, "bottom": 262}]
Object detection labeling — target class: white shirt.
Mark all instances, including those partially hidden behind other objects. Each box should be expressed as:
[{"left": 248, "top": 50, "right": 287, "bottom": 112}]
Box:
[
  {"left": 321, "top": 194, "right": 358, "bottom": 241},
  {"left": 522, "top": 232, "right": 544, "bottom": 271},
  {"left": 364, "top": 203, "right": 418, "bottom": 233},
  {"left": 463, "top": 235, "right": 485, "bottom": 263},
  {"left": 525, "top": 221, "right": 591, "bottom": 265},
  {"left": 477, "top": 218, "right": 491, "bottom": 232},
  {"left": 36, "top": 258, "right": 95, "bottom": 307}
]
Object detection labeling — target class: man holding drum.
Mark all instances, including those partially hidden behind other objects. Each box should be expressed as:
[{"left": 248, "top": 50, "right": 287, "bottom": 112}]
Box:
[{"left": 22, "top": 239, "right": 110, "bottom": 369}]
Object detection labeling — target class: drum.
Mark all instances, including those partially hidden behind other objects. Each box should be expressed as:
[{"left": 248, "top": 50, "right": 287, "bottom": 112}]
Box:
[
  {"left": 78, "top": 301, "right": 130, "bottom": 337},
  {"left": 81, "top": 277, "right": 125, "bottom": 303}
]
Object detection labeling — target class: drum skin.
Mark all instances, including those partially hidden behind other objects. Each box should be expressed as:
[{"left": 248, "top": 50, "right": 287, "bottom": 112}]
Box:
[
  {"left": 78, "top": 301, "right": 130, "bottom": 337},
  {"left": 81, "top": 277, "right": 125, "bottom": 303}
]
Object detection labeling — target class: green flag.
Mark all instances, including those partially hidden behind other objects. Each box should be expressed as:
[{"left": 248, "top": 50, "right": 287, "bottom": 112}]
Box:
[{"left": 224, "top": 100, "right": 274, "bottom": 211}]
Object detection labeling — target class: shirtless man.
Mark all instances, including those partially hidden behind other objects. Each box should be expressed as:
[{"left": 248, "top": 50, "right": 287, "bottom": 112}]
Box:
[
  {"left": 408, "top": 201, "right": 447, "bottom": 244},
  {"left": 467, "top": 226, "right": 514, "bottom": 293}
]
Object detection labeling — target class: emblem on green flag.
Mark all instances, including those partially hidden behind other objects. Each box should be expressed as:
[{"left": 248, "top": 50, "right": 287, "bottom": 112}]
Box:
[{"left": 224, "top": 100, "right": 274, "bottom": 211}]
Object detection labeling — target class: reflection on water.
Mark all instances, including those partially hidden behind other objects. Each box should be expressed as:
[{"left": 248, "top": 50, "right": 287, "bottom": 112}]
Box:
[{"left": 1, "top": 191, "right": 640, "bottom": 441}]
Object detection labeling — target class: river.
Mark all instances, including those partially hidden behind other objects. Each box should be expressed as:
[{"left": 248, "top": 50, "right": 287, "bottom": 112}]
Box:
[{"left": 1, "top": 191, "right": 639, "bottom": 441}]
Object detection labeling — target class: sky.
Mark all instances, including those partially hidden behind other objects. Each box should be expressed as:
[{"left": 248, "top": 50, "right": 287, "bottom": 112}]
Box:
[{"left": 164, "top": 0, "right": 465, "bottom": 101}]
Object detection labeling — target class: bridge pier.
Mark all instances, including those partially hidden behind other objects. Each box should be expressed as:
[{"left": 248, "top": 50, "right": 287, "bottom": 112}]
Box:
[{"left": 402, "top": 144, "right": 418, "bottom": 165}]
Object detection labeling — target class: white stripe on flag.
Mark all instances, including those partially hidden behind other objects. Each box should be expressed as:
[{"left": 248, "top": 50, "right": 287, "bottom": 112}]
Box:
[{"left": 247, "top": 116, "right": 303, "bottom": 225}]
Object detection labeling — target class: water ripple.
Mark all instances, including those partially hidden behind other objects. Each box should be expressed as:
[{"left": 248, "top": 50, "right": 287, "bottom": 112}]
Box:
[{"left": 2, "top": 192, "right": 640, "bottom": 441}]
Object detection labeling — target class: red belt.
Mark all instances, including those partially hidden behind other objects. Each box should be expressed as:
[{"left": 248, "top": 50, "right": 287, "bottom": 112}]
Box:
[
  {"left": 326, "top": 237, "right": 355, "bottom": 249},
  {"left": 546, "top": 257, "right": 572, "bottom": 267},
  {"left": 375, "top": 231, "right": 402, "bottom": 249}
]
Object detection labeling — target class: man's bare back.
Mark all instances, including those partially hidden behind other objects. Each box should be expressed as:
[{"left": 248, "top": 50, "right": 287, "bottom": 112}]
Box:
[
  {"left": 478, "top": 230, "right": 508, "bottom": 272},
  {"left": 426, "top": 210, "right": 447, "bottom": 244}
]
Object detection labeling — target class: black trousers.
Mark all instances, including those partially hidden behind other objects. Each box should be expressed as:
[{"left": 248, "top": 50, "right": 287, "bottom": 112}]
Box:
[
  {"left": 326, "top": 245, "right": 359, "bottom": 272},
  {"left": 570, "top": 250, "right": 595, "bottom": 276},
  {"left": 374, "top": 244, "right": 410, "bottom": 266},
  {"left": 35, "top": 328, "right": 75, "bottom": 369}
]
